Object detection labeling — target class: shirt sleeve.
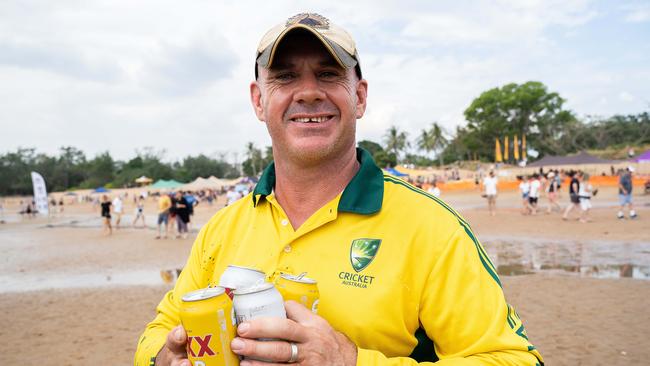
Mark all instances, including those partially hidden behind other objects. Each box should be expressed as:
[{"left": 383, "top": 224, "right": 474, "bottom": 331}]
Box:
[
  {"left": 356, "top": 225, "right": 543, "bottom": 366},
  {"left": 133, "top": 224, "right": 212, "bottom": 366}
]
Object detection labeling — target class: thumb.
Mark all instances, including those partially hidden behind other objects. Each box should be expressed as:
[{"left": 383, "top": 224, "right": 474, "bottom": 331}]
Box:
[
  {"left": 285, "top": 300, "right": 316, "bottom": 324},
  {"left": 167, "top": 325, "right": 188, "bottom": 353}
]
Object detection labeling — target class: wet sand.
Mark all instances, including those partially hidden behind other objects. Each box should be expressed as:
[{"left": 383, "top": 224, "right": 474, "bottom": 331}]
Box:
[{"left": 1, "top": 186, "right": 649, "bottom": 365}]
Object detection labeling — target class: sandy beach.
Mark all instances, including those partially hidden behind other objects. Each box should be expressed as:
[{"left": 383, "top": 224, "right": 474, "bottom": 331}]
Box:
[{"left": 1, "top": 186, "right": 649, "bottom": 365}]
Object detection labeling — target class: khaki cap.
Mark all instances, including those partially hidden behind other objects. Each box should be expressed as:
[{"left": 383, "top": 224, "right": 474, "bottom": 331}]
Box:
[{"left": 255, "top": 13, "right": 361, "bottom": 78}]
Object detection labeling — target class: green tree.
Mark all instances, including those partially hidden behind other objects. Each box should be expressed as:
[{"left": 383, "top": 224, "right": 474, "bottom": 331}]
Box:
[
  {"left": 462, "top": 81, "right": 576, "bottom": 160},
  {"left": 383, "top": 126, "right": 409, "bottom": 163},
  {"left": 417, "top": 122, "right": 448, "bottom": 167}
]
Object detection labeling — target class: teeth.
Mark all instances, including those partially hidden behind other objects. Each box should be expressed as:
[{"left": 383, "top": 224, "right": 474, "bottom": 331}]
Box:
[{"left": 293, "top": 116, "right": 329, "bottom": 123}]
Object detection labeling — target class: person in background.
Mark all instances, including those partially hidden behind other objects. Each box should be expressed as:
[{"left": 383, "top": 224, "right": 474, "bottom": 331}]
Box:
[
  {"left": 100, "top": 195, "right": 112, "bottom": 235},
  {"left": 225, "top": 185, "right": 241, "bottom": 206},
  {"left": 617, "top": 166, "right": 637, "bottom": 219},
  {"left": 133, "top": 196, "right": 146, "bottom": 228},
  {"left": 482, "top": 170, "right": 498, "bottom": 216},
  {"left": 578, "top": 173, "right": 596, "bottom": 223},
  {"left": 156, "top": 191, "right": 171, "bottom": 239},
  {"left": 517, "top": 175, "right": 530, "bottom": 215},
  {"left": 427, "top": 180, "right": 441, "bottom": 198},
  {"left": 545, "top": 171, "right": 561, "bottom": 214},
  {"left": 183, "top": 191, "right": 199, "bottom": 231},
  {"left": 562, "top": 171, "right": 581, "bottom": 221},
  {"left": 174, "top": 191, "right": 190, "bottom": 239},
  {"left": 112, "top": 195, "right": 123, "bottom": 229},
  {"left": 528, "top": 173, "right": 541, "bottom": 215}
]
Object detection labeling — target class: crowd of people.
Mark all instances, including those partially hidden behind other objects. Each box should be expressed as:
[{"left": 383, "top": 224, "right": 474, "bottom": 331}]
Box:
[{"left": 479, "top": 166, "right": 638, "bottom": 223}]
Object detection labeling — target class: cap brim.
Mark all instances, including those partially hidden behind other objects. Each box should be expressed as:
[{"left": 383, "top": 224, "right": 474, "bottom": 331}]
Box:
[{"left": 257, "top": 24, "right": 358, "bottom": 70}]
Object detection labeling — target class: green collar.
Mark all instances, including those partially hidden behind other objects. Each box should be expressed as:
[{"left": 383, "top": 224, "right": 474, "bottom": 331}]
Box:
[{"left": 252, "top": 148, "right": 384, "bottom": 215}]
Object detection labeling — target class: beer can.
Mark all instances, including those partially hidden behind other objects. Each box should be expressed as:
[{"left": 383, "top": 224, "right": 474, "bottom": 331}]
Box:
[
  {"left": 233, "top": 282, "right": 286, "bottom": 324},
  {"left": 180, "top": 287, "right": 239, "bottom": 366},
  {"left": 275, "top": 273, "right": 320, "bottom": 314},
  {"left": 232, "top": 282, "right": 286, "bottom": 362},
  {"left": 218, "top": 265, "right": 266, "bottom": 299}
]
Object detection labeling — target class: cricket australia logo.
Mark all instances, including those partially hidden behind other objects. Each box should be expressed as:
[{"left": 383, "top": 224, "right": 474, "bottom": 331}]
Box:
[
  {"left": 339, "top": 238, "right": 381, "bottom": 289},
  {"left": 350, "top": 238, "right": 381, "bottom": 272}
]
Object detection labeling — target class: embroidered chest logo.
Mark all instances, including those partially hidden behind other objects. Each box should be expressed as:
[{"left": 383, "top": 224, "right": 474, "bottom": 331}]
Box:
[{"left": 338, "top": 238, "right": 381, "bottom": 289}]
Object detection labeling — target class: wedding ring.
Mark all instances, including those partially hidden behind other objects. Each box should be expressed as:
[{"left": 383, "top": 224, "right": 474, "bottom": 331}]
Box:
[{"left": 287, "top": 341, "right": 299, "bottom": 363}]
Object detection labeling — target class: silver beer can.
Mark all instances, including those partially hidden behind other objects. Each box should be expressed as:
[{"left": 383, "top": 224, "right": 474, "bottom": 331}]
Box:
[
  {"left": 233, "top": 282, "right": 286, "bottom": 324},
  {"left": 218, "top": 265, "right": 266, "bottom": 298}
]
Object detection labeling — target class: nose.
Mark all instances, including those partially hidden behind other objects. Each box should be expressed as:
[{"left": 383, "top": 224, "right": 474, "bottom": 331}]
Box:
[{"left": 292, "top": 73, "right": 326, "bottom": 104}]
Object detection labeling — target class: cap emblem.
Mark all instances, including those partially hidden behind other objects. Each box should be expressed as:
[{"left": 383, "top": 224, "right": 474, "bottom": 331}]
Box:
[{"left": 286, "top": 13, "right": 330, "bottom": 30}]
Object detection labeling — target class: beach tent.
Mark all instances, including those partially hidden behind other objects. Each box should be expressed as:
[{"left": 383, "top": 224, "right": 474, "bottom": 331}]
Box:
[
  {"left": 631, "top": 149, "right": 650, "bottom": 163},
  {"left": 180, "top": 177, "right": 227, "bottom": 191},
  {"left": 134, "top": 176, "right": 153, "bottom": 185},
  {"left": 93, "top": 187, "right": 110, "bottom": 193},
  {"left": 150, "top": 179, "right": 185, "bottom": 189},
  {"left": 384, "top": 167, "right": 409, "bottom": 177},
  {"left": 527, "top": 151, "right": 619, "bottom": 167}
]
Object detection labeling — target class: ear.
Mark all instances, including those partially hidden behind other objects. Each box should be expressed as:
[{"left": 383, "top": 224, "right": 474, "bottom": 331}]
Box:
[
  {"left": 250, "top": 81, "right": 265, "bottom": 122},
  {"left": 355, "top": 79, "right": 368, "bottom": 119}
]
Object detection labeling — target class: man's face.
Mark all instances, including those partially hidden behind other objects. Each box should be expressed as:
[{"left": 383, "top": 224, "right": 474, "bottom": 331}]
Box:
[{"left": 250, "top": 32, "right": 368, "bottom": 166}]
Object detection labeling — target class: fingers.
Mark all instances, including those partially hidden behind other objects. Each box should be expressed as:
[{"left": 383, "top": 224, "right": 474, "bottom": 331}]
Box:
[
  {"left": 230, "top": 338, "right": 297, "bottom": 364},
  {"left": 237, "top": 316, "right": 308, "bottom": 342},
  {"left": 284, "top": 300, "right": 318, "bottom": 324}
]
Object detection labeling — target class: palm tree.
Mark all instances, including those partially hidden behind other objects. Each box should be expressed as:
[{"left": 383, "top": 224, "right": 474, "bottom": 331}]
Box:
[
  {"left": 417, "top": 123, "right": 448, "bottom": 167},
  {"left": 245, "top": 142, "right": 260, "bottom": 176},
  {"left": 383, "top": 126, "right": 409, "bottom": 163}
]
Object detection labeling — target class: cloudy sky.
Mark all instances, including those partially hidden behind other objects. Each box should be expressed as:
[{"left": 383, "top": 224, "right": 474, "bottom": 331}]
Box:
[{"left": 1, "top": 0, "right": 648, "bottom": 162}]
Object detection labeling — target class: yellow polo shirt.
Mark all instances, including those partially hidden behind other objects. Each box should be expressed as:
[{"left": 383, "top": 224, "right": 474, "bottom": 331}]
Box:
[{"left": 135, "top": 148, "right": 543, "bottom": 366}]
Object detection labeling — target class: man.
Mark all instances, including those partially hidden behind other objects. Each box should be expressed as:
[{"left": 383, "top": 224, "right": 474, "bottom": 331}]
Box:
[
  {"left": 617, "top": 166, "right": 637, "bottom": 219},
  {"left": 562, "top": 170, "right": 581, "bottom": 220},
  {"left": 528, "top": 173, "right": 541, "bottom": 215},
  {"left": 156, "top": 191, "right": 172, "bottom": 239},
  {"left": 482, "top": 170, "right": 498, "bottom": 216},
  {"left": 112, "top": 195, "right": 123, "bottom": 229},
  {"left": 225, "top": 185, "right": 242, "bottom": 206},
  {"left": 135, "top": 13, "right": 542, "bottom": 366}
]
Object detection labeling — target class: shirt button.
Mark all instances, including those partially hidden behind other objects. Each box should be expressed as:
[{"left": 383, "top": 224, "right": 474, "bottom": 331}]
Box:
[
  {"left": 284, "top": 245, "right": 292, "bottom": 253},
  {"left": 281, "top": 219, "right": 289, "bottom": 226}
]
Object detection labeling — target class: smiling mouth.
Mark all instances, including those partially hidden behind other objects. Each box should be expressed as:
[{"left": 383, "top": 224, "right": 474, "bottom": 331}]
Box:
[{"left": 290, "top": 115, "right": 334, "bottom": 123}]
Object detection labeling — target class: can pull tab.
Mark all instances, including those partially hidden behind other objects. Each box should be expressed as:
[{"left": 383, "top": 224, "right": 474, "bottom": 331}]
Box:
[{"left": 295, "top": 272, "right": 307, "bottom": 280}]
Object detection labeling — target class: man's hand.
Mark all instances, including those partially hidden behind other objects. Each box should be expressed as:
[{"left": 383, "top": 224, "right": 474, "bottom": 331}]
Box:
[
  {"left": 155, "top": 325, "right": 190, "bottom": 366},
  {"left": 230, "top": 300, "right": 358, "bottom": 365}
]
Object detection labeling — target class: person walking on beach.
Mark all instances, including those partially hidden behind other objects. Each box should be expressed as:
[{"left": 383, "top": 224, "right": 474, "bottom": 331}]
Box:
[
  {"left": 562, "top": 171, "right": 581, "bottom": 220},
  {"left": 112, "top": 195, "right": 123, "bottom": 229},
  {"left": 100, "top": 195, "right": 112, "bottom": 235},
  {"left": 135, "top": 12, "right": 542, "bottom": 366},
  {"left": 156, "top": 192, "right": 171, "bottom": 239},
  {"left": 545, "top": 171, "right": 561, "bottom": 214},
  {"left": 173, "top": 191, "right": 190, "bottom": 239},
  {"left": 617, "top": 166, "right": 637, "bottom": 219},
  {"left": 482, "top": 170, "right": 498, "bottom": 216},
  {"left": 578, "top": 173, "right": 596, "bottom": 223},
  {"left": 517, "top": 175, "right": 530, "bottom": 215},
  {"left": 132, "top": 196, "right": 146, "bottom": 228},
  {"left": 528, "top": 173, "right": 541, "bottom": 215}
]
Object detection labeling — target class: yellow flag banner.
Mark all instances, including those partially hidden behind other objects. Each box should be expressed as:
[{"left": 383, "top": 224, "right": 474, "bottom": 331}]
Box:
[
  {"left": 495, "top": 138, "right": 503, "bottom": 163},
  {"left": 522, "top": 134, "right": 527, "bottom": 160},
  {"left": 514, "top": 134, "right": 520, "bottom": 160},
  {"left": 503, "top": 136, "right": 509, "bottom": 161}
]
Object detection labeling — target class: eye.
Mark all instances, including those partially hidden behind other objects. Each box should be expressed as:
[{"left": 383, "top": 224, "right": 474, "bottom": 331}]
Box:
[
  {"left": 319, "top": 70, "right": 341, "bottom": 79},
  {"left": 273, "top": 72, "right": 296, "bottom": 82}
]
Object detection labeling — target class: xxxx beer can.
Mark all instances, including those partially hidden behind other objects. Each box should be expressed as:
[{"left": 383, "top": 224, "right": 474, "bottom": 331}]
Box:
[
  {"left": 218, "top": 265, "right": 266, "bottom": 299},
  {"left": 275, "top": 273, "right": 320, "bottom": 314},
  {"left": 180, "top": 287, "right": 239, "bottom": 366}
]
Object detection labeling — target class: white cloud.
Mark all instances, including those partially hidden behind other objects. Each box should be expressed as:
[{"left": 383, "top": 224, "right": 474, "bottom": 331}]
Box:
[
  {"left": 623, "top": 3, "right": 650, "bottom": 23},
  {"left": 0, "top": 0, "right": 647, "bottom": 162}
]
